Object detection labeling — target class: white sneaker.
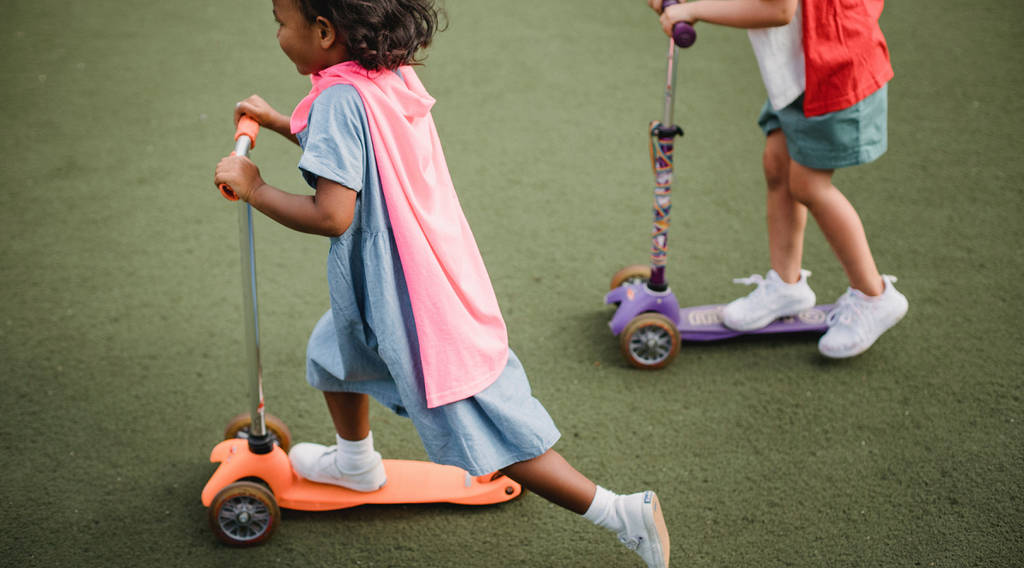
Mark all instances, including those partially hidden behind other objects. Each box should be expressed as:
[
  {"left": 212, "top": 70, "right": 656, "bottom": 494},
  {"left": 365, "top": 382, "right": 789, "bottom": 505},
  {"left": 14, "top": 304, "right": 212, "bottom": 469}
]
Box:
[
  {"left": 722, "top": 269, "right": 817, "bottom": 331},
  {"left": 616, "top": 491, "right": 670, "bottom": 568},
  {"left": 818, "top": 275, "right": 908, "bottom": 358},
  {"left": 288, "top": 437, "right": 387, "bottom": 492}
]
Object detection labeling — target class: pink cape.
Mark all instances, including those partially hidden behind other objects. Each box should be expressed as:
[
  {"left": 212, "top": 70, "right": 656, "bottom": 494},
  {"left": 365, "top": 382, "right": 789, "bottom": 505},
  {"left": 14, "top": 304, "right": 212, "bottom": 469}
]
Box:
[{"left": 291, "top": 62, "right": 508, "bottom": 409}]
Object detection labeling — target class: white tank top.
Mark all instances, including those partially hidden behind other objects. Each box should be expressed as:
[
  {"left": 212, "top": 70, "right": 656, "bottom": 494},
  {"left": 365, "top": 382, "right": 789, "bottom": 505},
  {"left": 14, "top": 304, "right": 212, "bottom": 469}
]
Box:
[{"left": 747, "top": 1, "right": 806, "bottom": 110}]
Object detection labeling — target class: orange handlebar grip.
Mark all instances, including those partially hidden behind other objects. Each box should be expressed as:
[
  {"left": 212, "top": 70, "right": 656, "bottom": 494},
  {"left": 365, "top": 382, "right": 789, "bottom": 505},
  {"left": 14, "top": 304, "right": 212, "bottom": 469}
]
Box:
[
  {"left": 235, "top": 115, "right": 260, "bottom": 148},
  {"left": 218, "top": 117, "right": 258, "bottom": 201},
  {"left": 218, "top": 183, "right": 240, "bottom": 201}
]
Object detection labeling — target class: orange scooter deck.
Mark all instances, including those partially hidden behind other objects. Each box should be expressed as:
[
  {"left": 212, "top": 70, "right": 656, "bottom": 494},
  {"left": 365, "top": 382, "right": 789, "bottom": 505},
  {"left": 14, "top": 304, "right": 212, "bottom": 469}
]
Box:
[{"left": 202, "top": 439, "right": 521, "bottom": 511}]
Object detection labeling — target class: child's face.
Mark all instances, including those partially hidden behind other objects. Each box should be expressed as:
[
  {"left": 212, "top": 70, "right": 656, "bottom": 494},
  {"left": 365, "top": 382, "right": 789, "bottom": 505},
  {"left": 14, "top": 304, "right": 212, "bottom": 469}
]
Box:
[{"left": 272, "top": 0, "right": 342, "bottom": 75}]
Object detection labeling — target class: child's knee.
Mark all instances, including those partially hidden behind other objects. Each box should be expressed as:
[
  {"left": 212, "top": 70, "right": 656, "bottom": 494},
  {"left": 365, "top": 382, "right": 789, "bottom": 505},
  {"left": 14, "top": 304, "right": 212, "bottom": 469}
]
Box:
[
  {"left": 787, "top": 161, "right": 836, "bottom": 206},
  {"left": 786, "top": 174, "right": 814, "bottom": 205}
]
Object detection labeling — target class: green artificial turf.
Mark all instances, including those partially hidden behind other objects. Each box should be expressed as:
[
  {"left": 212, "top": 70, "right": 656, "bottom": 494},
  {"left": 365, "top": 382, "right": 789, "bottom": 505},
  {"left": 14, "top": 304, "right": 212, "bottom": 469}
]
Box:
[{"left": 1, "top": 0, "right": 1022, "bottom": 566}]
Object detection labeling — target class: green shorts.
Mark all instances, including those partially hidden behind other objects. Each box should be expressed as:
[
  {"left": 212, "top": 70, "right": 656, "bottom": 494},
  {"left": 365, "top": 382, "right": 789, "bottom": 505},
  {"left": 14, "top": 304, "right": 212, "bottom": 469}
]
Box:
[{"left": 758, "top": 83, "right": 888, "bottom": 170}]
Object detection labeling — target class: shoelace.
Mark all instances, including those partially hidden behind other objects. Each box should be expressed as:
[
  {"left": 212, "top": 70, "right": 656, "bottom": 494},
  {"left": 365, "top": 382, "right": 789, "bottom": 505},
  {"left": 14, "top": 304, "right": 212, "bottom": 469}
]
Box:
[
  {"left": 618, "top": 535, "right": 644, "bottom": 550},
  {"left": 732, "top": 273, "right": 772, "bottom": 301},
  {"left": 732, "top": 274, "right": 765, "bottom": 286},
  {"left": 826, "top": 290, "right": 864, "bottom": 328}
]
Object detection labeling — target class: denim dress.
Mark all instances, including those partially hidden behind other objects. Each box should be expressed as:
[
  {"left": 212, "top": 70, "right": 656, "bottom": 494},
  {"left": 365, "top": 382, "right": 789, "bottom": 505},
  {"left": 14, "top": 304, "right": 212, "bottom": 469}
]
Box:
[{"left": 296, "top": 84, "right": 559, "bottom": 476}]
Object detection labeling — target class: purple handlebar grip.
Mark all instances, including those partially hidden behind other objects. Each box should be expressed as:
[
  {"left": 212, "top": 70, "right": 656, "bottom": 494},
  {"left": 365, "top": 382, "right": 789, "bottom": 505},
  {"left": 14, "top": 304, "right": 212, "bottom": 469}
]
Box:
[
  {"left": 661, "top": 0, "right": 697, "bottom": 48},
  {"left": 672, "top": 22, "right": 696, "bottom": 48}
]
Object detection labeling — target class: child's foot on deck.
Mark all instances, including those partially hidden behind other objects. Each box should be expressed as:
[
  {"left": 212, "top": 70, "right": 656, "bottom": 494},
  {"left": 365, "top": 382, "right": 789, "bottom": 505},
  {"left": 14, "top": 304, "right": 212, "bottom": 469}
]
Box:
[
  {"left": 722, "top": 269, "right": 817, "bottom": 331},
  {"left": 819, "top": 275, "right": 908, "bottom": 358},
  {"left": 288, "top": 434, "right": 387, "bottom": 492}
]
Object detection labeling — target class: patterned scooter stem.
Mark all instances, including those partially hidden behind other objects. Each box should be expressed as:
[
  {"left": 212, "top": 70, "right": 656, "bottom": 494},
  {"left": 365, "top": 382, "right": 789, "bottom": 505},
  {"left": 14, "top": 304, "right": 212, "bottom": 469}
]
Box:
[
  {"left": 648, "top": 122, "right": 676, "bottom": 291},
  {"left": 647, "top": 24, "right": 686, "bottom": 291}
]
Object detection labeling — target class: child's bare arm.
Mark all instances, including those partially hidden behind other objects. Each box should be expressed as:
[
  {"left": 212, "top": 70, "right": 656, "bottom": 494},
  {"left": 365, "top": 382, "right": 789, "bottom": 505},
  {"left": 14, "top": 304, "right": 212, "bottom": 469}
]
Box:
[
  {"left": 656, "top": 0, "right": 797, "bottom": 32},
  {"left": 234, "top": 95, "right": 300, "bottom": 146},
  {"left": 214, "top": 155, "right": 356, "bottom": 237}
]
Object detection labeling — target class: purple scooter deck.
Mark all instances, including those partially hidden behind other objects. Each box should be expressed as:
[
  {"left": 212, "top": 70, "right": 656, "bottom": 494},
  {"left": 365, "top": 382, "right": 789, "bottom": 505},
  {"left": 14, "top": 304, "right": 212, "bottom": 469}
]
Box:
[
  {"left": 605, "top": 282, "right": 832, "bottom": 340},
  {"left": 676, "top": 302, "right": 833, "bottom": 341}
]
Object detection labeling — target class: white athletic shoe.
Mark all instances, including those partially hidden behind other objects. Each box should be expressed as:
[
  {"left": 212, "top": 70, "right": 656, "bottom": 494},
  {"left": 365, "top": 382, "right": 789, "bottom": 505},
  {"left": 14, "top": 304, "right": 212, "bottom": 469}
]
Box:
[
  {"left": 288, "top": 439, "right": 387, "bottom": 492},
  {"left": 818, "top": 275, "right": 908, "bottom": 358},
  {"left": 722, "top": 269, "right": 817, "bottom": 331},
  {"left": 616, "top": 491, "right": 670, "bottom": 568}
]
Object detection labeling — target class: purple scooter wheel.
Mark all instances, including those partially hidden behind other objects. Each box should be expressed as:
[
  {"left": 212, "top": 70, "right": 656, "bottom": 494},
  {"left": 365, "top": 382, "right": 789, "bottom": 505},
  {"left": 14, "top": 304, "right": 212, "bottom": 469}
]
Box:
[{"left": 661, "top": 0, "right": 697, "bottom": 48}]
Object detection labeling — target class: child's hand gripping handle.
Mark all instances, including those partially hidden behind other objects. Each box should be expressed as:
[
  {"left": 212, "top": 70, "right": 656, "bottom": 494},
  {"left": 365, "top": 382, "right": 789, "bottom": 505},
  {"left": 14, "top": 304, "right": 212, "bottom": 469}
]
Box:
[
  {"left": 662, "top": 0, "right": 697, "bottom": 48},
  {"left": 218, "top": 115, "right": 261, "bottom": 201}
]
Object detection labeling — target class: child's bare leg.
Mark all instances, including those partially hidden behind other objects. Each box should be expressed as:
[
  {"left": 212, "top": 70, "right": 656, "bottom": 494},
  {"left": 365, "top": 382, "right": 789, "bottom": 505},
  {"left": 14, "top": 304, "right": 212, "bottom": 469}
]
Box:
[
  {"left": 500, "top": 449, "right": 596, "bottom": 514},
  {"left": 324, "top": 391, "right": 370, "bottom": 441},
  {"left": 788, "top": 160, "right": 884, "bottom": 296},
  {"left": 763, "top": 129, "right": 808, "bottom": 284},
  {"left": 720, "top": 133, "right": 816, "bottom": 332}
]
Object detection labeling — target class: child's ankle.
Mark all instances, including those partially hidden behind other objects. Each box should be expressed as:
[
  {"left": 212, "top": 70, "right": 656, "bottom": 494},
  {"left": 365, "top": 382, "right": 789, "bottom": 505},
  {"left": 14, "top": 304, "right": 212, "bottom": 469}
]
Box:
[
  {"left": 583, "top": 486, "right": 625, "bottom": 533},
  {"left": 334, "top": 432, "right": 379, "bottom": 471}
]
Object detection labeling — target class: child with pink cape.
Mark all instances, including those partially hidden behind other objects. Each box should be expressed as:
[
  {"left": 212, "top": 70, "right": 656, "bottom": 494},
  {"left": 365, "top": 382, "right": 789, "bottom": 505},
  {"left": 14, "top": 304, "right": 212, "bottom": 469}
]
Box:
[{"left": 213, "top": 0, "right": 671, "bottom": 566}]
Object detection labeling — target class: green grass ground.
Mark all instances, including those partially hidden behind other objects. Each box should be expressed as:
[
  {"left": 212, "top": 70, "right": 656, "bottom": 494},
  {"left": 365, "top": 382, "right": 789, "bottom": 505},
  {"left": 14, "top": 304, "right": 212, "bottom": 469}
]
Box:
[{"left": 1, "top": 0, "right": 1021, "bottom": 566}]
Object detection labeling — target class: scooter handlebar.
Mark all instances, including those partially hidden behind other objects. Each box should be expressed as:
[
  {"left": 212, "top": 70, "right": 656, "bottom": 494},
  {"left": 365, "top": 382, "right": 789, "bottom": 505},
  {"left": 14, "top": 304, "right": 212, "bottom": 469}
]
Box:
[
  {"left": 233, "top": 115, "right": 260, "bottom": 147},
  {"left": 661, "top": 0, "right": 697, "bottom": 48},
  {"left": 218, "top": 115, "right": 261, "bottom": 201}
]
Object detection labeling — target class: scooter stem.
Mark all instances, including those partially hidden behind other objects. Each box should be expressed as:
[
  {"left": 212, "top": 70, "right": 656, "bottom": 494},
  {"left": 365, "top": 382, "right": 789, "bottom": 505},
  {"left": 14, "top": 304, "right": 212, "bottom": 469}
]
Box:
[
  {"left": 225, "top": 116, "right": 273, "bottom": 455},
  {"left": 648, "top": 38, "right": 683, "bottom": 292},
  {"left": 662, "top": 40, "right": 680, "bottom": 129},
  {"left": 238, "top": 196, "right": 272, "bottom": 453}
]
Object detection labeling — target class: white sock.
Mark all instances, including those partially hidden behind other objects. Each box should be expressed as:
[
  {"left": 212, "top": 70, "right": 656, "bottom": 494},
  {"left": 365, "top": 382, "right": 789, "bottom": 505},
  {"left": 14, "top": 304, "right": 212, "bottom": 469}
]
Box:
[
  {"left": 334, "top": 432, "right": 379, "bottom": 474},
  {"left": 583, "top": 486, "right": 626, "bottom": 534}
]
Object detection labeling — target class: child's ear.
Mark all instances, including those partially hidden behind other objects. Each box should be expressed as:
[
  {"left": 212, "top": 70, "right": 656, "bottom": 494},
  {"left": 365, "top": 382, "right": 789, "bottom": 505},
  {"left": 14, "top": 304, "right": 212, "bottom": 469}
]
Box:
[{"left": 314, "top": 16, "right": 336, "bottom": 48}]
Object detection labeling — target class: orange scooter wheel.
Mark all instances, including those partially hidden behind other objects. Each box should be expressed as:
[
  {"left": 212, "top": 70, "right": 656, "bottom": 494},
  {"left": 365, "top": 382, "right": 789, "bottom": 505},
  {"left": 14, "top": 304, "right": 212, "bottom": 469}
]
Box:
[
  {"left": 208, "top": 481, "right": 281, "bottom": 547},
  {"left": 610, "top": 264, "right": 652, "bottom": 291},
  {"left": 223, "top": 413, "right": 293, "bottom": 453},
  {"left": 620, "top": 312, "right": 680, "bottom": 370}
]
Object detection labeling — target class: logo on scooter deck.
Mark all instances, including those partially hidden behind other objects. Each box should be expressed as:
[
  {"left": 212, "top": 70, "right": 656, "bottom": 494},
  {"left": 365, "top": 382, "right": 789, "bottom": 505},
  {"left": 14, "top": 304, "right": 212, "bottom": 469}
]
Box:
[
  {"left": 687, "top": 306, "right": 724, "bottom": 326},
  {"left": 686, "top": 306, "right": 828, "bottom": 327},
  {"left": 796, "top": 308, "right": 827, "bottom": 325}
]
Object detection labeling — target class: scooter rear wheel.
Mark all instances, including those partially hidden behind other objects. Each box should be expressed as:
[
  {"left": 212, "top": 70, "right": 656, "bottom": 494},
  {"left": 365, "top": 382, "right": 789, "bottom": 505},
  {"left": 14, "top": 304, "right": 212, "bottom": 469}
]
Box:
[
  {"left": 610, "top": 264, "right": 652, "bottom": 291},
  {"left": 208, "top": 481, "right": 280, "bottom": 547},
  {"left": 224, "top": 413, "right": 293, "bottom": 453},
  {"left": 620, "top": 312, "right": 680, "bottom": 370}
]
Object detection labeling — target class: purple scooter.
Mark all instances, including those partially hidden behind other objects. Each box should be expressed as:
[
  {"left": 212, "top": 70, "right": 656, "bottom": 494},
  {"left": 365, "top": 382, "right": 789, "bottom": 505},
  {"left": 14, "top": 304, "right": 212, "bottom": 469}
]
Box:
[{"left": 604, "top": 2, "right": 831, "bottom": 370}]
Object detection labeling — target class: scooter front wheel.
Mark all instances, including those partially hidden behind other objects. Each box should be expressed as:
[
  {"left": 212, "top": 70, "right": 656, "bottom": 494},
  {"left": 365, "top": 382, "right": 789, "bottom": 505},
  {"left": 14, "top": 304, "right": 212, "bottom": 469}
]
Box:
[
  {"left": 610, "top": 264, "right": 652, "bottom": 291},
  {"left": 620, "top": 312, "right": 680, "bottom": 370},
  {"left": 208, "top": 481, "right": 280, "bottom": 547},
  {"left": 223, "top": 413, "right": 293, "bottom": 453}
]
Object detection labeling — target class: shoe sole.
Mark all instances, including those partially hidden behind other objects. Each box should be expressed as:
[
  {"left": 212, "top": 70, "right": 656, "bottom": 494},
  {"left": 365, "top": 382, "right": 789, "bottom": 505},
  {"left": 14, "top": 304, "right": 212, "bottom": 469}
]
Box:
[
  {"left": 643, "top": 492, "right": 670, "bottom": 568},
  {"left": 301, "top": 474, "right": 388, "bottom": 493}
]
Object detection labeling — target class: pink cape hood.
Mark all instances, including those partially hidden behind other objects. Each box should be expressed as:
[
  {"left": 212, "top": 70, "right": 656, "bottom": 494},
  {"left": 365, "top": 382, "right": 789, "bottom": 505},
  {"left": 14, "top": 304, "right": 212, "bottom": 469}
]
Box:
[{"left": 291, "top": 62, "right": 508, "bottom": 408}]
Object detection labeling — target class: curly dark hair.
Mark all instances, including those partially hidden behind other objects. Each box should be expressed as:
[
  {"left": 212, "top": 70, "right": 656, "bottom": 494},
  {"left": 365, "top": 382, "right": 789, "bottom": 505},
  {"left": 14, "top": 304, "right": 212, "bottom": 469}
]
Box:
[{"left": 293, "top": 0, "right": 446, "bottom": 71}]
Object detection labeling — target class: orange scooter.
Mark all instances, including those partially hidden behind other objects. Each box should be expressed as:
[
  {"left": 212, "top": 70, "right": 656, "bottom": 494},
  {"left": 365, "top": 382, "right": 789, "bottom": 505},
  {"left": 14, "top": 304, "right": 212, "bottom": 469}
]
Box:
[{"left": 204, "top": 117, "right": 521, "bottom": 547}]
